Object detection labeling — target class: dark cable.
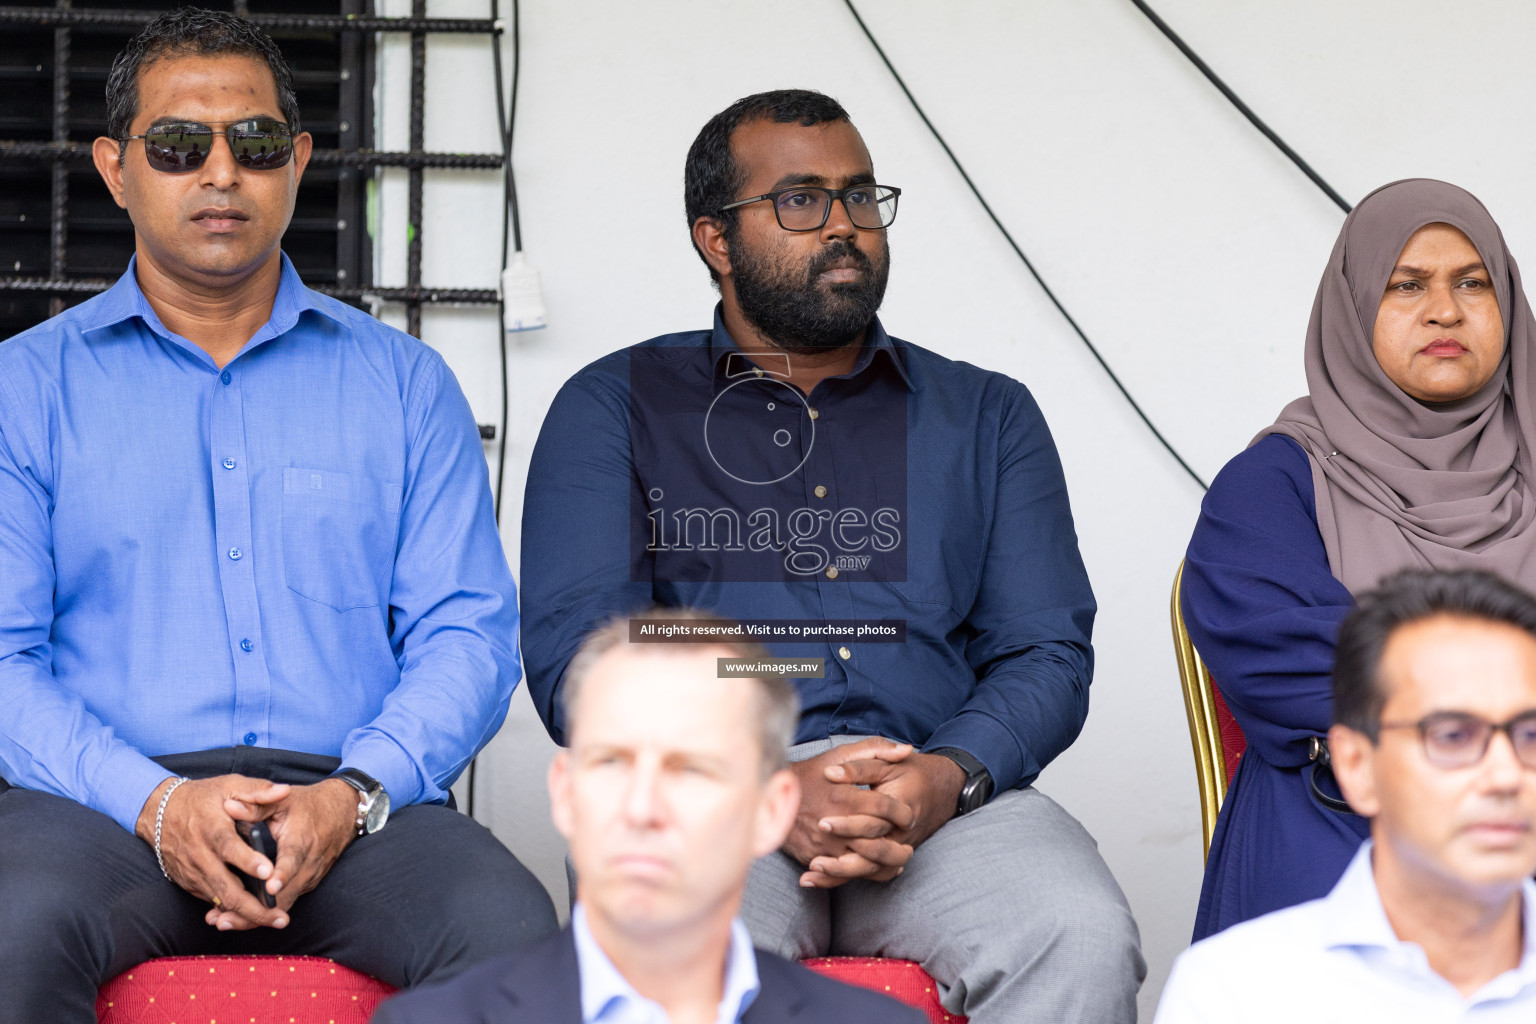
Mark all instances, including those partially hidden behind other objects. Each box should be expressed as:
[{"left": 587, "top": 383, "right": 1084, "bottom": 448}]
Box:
[
  {"left": 490, "top": 0, "right": 523, "bottom": 262},
  {"left": 489, "top": 0, "right": 521, "bottom": 522},
  {"left": 840, "top": 0, "right": 1209, "bottom": 491},
  {"left": 490, "top": 0, "right": 518, "bottom": 523},
  {"left": 472, "top": 0, "right": 522, "bottom": 818},
  {"left": 1129, "top": 0, "right": 1351, "bottom": 214},
  {"left": 508, "top": 0, "right": 524, "bottom": 253}
]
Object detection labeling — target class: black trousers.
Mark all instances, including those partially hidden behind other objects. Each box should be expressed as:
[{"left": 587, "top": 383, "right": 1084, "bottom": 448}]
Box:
[{"left": 0, "top": 747, "right": 558, "bottom": 1024}]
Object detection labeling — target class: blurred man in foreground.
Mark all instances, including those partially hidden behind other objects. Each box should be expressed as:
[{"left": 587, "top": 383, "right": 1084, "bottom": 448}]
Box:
[
  {"left": 376, "top": 609, "right": 923, "bottom": 1023},
  {"left": 1157, "top": 569, "right": 1536, "bottom": 1022}
]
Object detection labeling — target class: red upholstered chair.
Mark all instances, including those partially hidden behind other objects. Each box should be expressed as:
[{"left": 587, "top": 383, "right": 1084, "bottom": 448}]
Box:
[
  {"left": 96, "top": 953, "right": 958, "bottom": 1023},
  {"left": 802, "top": 957, "right": 966, "bottom": 1024},
  {"left": 1171, "top": 561, "right": 1248, "bottom": 859},
  {"left": 95, "top": 955, "right": 394, "bottom": 1024}
]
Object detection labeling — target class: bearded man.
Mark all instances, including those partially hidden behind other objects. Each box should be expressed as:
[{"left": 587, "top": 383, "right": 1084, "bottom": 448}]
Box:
[{"left": 518, "top": 89, "right": 1144, "bottom": 1024}]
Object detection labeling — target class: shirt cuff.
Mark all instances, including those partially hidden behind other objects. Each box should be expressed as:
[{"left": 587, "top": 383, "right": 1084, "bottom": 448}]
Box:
[
  {"left": 338, "top": 734, "right": 428, "bottom": 809},
  {"left": 95, "top": 749, "right": 186, "bottom": 835},
  {"left": 923, "top": 711, "right": 1031, "bottom": 792}
]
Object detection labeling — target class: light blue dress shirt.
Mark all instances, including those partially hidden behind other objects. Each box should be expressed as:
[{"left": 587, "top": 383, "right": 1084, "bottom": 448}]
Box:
[
  {"left": 1156, "top": 841, "right": 1536, "bottom": 1022},
  {"left": 0, "top": 255, "right": 520, "bottom": 832},
  {"left": 573, "top": 904, "right": 761, "bottom": 1024}
]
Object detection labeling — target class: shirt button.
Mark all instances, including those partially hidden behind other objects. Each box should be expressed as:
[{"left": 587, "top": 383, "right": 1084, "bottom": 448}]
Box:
[
  {"left": 825, "top": 565, "right": 839, "bottom": 579},
  {"left": 239, "top": 638, "right": 253, "bottom": 653},
  {"left": 838, "top": 646, "right": 852, "bottom": 660},
  {"left": 243, "top": 732, "right": 258, "bottom": 746},
  {"left": 808, "top": 408, "right": 820, "bottom": 420},
  {"left": 222, "top": 458, "right": 236, "bottom": 470},
  {"left": 814, "top": 485, "right": 828, "bottom": 498},
  {"left": 220, "top": 370, "right": 232, "bottom": 385},
  {"left": 228, "top": 547, "right": 242, "bottom": 561}
]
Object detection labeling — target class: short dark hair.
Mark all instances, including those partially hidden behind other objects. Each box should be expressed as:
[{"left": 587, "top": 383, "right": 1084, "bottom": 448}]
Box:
[
  {"left": 683, "top": 89, "right": 850, "bottom": 281},
  {"left": 105, "top": 8, "right": 302, "bottom": 147},
  {"left": 561, "top": 607, "right": 800, "bottom": 775},
  {"left": 1333, "top": 569, "right": 1536, "bottom": 739}
]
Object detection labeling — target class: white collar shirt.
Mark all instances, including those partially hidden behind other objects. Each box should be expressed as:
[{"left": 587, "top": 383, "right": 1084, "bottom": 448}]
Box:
[
  {"left": 572, "top": 904, "right": 762, "bottom": 1024},
  {"left": 1155, "top": 842, "right": 1536, "bottom": 1023}
]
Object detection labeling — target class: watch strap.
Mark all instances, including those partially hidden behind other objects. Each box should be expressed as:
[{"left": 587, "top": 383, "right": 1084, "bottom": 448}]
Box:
[
  {"left": 329, "top": 768, "right": 385, "bottom": 835},
  {"left": 330, "top": 767, "right": 381, "bottom": 796},
  {"left": 927, "top": 746, "right": 995, "bottom": 815}
]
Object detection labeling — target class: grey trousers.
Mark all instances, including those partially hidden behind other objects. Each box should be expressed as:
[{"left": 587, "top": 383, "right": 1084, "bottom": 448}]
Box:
[{"left": 740, "top": 737, "right": 1146, "bottom": 1024}]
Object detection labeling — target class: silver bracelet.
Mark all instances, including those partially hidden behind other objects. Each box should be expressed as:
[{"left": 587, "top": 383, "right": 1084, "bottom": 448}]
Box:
[{"left": 153, "top": 777, "right": 191, "bottom": 880}]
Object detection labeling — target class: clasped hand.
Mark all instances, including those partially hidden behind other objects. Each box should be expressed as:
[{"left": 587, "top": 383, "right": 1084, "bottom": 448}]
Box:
[
  {"left": 135, "top": 774, "right": 359, "bottom": 931},
  {"left": 784, "top": 739, "right": 966, "bottom": 888}
]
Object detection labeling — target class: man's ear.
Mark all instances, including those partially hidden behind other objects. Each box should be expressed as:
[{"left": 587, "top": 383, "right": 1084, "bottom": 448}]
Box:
[
  {"left": 289, "top": 131, "right": 313, "bottom": 188},
  {"left": 547, "top": 748, "right": 574, "bottom": 841},
  {"left": 1328, "top": 723, "right": 1380, "bottom": 818},
  {"left": 752, "top": 767, "right": 799, "bottom": 858},
  {"left": 92, "top": 136, "right": 129, "bottom": 210},
  {"left": 691, "top": 216, "right": 732, "bottom": 281}
]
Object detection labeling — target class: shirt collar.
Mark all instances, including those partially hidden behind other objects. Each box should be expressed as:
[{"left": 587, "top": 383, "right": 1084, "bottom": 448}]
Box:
[
  {"left": 80, "top": 253, "right": 343, "bottom": 368},
  {"left": 717, "top": 917, "right": 762, "bottom": 1022},
  {"left": 573, "top": 904, "right": 761, "bottom": 1024},
  {"left": 706, "top": 303, "right": 914, "bottom": 393},
  {"left": 1319, "top": 842, "right": 1405, "bottom": 952},
  {"left": 1323, "top": 840, "right": 1536, "bottom": 998}
]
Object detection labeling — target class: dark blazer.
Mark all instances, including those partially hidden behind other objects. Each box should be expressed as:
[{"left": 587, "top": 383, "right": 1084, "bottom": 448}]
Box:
[{"left": 371, "top": 927, "right": 928, "bottom": 1024}]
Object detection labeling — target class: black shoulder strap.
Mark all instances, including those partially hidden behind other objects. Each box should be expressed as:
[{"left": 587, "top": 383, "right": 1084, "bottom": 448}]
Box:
[{"left": 1308, "top": 736, "right": 1359, "bottom": 815}]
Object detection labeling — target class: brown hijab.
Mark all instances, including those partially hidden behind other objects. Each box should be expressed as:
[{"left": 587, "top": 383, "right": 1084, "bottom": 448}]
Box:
[{"left": 1257, "top": 178, "right": 1536, "bottom": 594}]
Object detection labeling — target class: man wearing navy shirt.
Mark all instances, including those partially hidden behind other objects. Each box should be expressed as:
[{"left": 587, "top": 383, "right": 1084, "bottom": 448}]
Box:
[
  {"left": 520, "top": 89, "right": 1144, "bottom": 1023},
  {"left": 0, "top": 12, "right": 555, "bottom": 1022}
]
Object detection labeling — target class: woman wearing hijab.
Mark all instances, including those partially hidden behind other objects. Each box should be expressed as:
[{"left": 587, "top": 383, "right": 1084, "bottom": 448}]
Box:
[{"left": 1181, "top": 178, "right": 1533, "bottom": 940}]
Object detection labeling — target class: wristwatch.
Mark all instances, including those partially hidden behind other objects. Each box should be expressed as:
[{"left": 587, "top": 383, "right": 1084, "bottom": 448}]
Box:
[
  {"left": 927, "top": 747, "right": 995, "bottom": 816},
  {"left": 330, "top": 768, "right": 390, "bottom": 836}
]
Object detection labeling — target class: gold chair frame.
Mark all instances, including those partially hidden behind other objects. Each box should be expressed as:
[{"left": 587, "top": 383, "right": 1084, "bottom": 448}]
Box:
[{"left": 1171, "top": 560, "right": 1227, "bottom": 859}]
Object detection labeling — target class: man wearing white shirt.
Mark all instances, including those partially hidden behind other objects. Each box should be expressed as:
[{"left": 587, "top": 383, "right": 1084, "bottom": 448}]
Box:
[
  {"left": 374, "top": 609, "right": 923, "bottom": 1023},
  {"left": 1156, "top": 568, "right": 1536, "bottom": 1022}
]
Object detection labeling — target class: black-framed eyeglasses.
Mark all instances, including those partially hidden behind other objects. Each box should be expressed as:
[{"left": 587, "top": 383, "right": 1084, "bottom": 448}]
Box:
[
  {"left": 122, "top": 119, "right": 295, "bottom": 174},
  {"left": 719, "top": 184, "right": 901, "bottom": 231},
  {"left": 1378, "top": 710, "right": 1536, "bottom": 769}
]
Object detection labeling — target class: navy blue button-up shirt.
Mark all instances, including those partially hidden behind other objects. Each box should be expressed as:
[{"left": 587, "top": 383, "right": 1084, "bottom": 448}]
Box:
[
  {"left": 521, "top": 310, "right": 1094, "bottom": 791},
  {"left": 0, "top": 256, "right": 519, "bottom": 831}
]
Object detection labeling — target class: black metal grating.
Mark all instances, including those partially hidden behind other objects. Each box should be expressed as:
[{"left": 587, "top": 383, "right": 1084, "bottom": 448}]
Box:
[{"left": 0, "top": 0, "right": 502, "bottom": 341}]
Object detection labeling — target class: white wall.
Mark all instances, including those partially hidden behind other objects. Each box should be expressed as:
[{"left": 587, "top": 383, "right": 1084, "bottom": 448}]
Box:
[{"left": 364, "top": 1, "right": 1536, "bottom": 1016}]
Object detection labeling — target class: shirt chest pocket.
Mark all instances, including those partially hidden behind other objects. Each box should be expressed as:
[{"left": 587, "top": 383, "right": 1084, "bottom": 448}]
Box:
[{"left": 282, "top": 467, "right": 400, "bottom": 611}]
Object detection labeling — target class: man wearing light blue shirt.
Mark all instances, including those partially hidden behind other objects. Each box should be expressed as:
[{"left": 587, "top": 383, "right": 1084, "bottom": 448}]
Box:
[
  {"left": 570, "top": 907, "right": 763, "bottom": 1024},
  {"left": 0, "top": 12, "right": 555, "bottom": 1022},
  {"left": 1156, "top": 569, "right": 1536, "bottom": 1023},
  {"left": 374, "top": 610, "right": 924, "bottom": 1024}
]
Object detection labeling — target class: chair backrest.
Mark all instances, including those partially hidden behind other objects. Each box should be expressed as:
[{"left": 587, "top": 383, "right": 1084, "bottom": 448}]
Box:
[
  {"left": 802, "top": 958, "right": 966, "bottom": 1024},
  {"left": 1170, "top": 561, "right": 1247, "bottom": 859},
  {"left": 96, "top": 955, "right": 394, "bottom": 1023}
]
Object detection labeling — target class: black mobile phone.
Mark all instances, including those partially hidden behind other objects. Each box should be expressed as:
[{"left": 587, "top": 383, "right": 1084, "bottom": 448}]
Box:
[{"left": 237, "top": 820, "right": 277, "bottom": 908}]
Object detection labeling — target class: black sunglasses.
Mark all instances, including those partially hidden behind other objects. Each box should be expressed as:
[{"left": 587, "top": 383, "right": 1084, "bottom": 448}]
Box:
[{"left": 122, "top": 119, "right": 295, "bottom": 174}]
